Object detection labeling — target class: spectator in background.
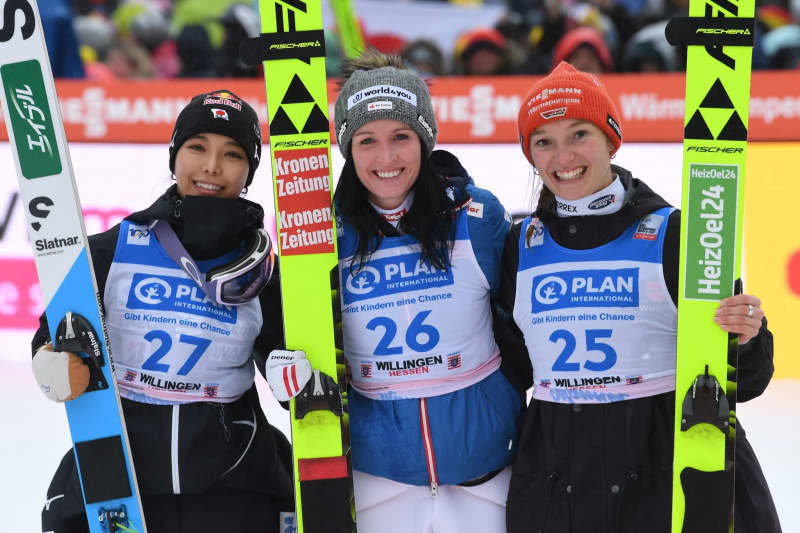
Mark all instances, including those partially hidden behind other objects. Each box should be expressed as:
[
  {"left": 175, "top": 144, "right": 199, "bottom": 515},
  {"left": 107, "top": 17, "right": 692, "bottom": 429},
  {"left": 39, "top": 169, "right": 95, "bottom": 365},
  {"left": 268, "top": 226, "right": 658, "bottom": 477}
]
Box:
[
  {"left": 72, "top": 0, "right": 123, "bottom": 16},
  {"left": 453, "top": 27, "right": 510, "bottom": 75},
  {"left": 761, "top": 24, "right": 800, "bottom": 69},
  {"left": 41, "top": 0, "right": 85, "bottom": 78},
  {"left": 365, "top": 32, "right": 408, "bottom": 55},
  {"left": 170, "top": 0, "right": 243, "bottom": 51},
  {"left": 176, "top": 25, "right": 218, "bottom": 78},
  {"left": 754, "top": 5, "right": 798, "bottom": 70},
  {"left": 552, "top": 26, "right": 614, "bottom": 73},
  {"left": 74, "top": 12, "right": 117, "bottom": 59},
  {"left": 105, "top": 39, "right": 155, "bottom": 78},
  {"left": 126, "top": 4, "right": 179, "bottom": 78},
  {"left": 402, "top": 39, "right": 447, "bottom": 77},
  {"left": 127, "top": 5, "right": 170, "bottom": 52},
  {"left": 621, "top": 20, "right": 677, "bottom": 72},
  {"left": 325, "top": 29, "right": 345, "bottom": 79},
  {"left": 74, "top": 13, "right": 117, "bottom": 81},
  {"left": 494, "top": 10, "right": 538, "bottom": 74},
  {"left": 564, "top": 2, "right": 622, "bottom": 60},
  {"left": 218, "top": 4, "right": 263, "bottom": 78},
  {"left": 519, "top": 1, "right": 567, "bottom": 74}
]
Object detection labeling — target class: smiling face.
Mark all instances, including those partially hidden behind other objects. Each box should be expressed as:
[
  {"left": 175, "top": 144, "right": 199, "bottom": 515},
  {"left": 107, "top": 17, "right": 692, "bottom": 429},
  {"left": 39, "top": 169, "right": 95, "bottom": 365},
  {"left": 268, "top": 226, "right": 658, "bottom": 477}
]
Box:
[
  {"left": 173, "top": 133, "right": 250, "bottom": 199},
  {"left": 528, "top": 119, "right": 615, "bottom": 201},
  {"left": 351, "top": 119, "right": 422, "bottom": 210}
]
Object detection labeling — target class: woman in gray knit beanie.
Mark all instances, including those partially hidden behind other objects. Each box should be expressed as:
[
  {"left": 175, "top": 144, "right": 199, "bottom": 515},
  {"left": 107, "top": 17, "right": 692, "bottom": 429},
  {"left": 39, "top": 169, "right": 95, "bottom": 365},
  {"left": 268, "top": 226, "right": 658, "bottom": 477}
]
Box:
[{"left": 266, "top": 50, "right": 521, "bottom": 533}]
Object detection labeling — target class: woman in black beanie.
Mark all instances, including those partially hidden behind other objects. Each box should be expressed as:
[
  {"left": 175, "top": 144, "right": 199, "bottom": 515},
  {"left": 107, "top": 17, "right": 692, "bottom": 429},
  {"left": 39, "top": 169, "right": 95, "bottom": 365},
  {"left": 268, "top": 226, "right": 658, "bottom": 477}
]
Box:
[{"left": 31, "top": 90, "right": 294, "bottom": 533}]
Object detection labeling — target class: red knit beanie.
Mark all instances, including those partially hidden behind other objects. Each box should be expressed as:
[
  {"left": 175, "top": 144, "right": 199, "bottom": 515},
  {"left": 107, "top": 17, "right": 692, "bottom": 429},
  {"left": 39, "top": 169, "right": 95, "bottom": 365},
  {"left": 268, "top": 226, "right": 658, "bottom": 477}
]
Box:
[
  {"left": 552, "top": 27, "right": 614, "bottom": 73},
  {"left": 517, "top": 61, "right": 623, "bottom": 165}
]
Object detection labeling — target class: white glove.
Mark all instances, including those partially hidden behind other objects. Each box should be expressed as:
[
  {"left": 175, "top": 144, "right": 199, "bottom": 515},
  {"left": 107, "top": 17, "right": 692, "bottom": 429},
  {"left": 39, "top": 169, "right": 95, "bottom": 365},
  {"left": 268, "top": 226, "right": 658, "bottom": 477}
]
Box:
[
  {"left": 266, "top": 350, "right": 312, "bottom": 402},
  {"left": 32, "top": 344, "right": 90, "bottom": 402}
]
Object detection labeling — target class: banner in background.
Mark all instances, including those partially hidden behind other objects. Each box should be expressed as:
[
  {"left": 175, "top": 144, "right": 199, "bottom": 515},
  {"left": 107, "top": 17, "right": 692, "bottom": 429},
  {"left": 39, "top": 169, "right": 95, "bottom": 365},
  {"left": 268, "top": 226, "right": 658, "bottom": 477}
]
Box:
[
  {"left": 0, "top": 72, "right": 798, "bottom": 145},
  {"left": 745, "top": 143, "right": 800, "bottom": 379}
]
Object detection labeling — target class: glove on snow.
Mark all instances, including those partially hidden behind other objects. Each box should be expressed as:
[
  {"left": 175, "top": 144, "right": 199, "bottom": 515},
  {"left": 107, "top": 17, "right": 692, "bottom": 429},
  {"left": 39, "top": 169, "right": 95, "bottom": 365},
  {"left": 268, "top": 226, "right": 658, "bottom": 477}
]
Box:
[
  {"left": 266, "top": 350, "right": 312, "bottom": 402},
  {"left": 32, "top": 344, "right": 89, "bottom": 402}
]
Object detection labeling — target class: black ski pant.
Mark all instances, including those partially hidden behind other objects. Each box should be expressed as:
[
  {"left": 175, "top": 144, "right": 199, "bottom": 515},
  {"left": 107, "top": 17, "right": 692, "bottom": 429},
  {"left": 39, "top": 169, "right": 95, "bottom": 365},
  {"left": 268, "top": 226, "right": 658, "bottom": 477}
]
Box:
[{"left": 42, "top": 450, "right": 287, "bottom": 533}]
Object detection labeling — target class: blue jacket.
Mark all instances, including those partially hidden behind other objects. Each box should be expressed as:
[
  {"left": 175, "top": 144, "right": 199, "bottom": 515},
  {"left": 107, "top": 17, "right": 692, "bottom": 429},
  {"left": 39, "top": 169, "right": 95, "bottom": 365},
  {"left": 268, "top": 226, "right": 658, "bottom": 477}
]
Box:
[{"left": 339, "top": 151, "right": 523, "bottom": 486}]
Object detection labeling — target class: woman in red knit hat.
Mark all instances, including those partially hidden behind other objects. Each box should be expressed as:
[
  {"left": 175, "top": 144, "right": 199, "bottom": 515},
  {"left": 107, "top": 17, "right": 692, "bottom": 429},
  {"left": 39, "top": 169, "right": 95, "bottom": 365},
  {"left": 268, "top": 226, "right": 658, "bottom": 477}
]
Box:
[
  {"left": 493, "top": 61, "right": 782, "bottom": 532},
  {"left": 552, "top": 26, "right": 614, "bottom": 74}
]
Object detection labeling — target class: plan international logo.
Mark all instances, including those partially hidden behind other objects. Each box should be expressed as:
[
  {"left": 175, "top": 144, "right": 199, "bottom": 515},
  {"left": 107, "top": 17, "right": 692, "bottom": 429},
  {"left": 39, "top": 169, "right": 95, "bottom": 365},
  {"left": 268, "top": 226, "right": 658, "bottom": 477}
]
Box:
[
  {"left": 531, "top": 268, "right": 639, "bottom": 312},
  {"left": 342, "top": 252, "right": 454, "bottom": 304},
  {"left": 126, "top": 273, "right": 237, "bottom": 323}
]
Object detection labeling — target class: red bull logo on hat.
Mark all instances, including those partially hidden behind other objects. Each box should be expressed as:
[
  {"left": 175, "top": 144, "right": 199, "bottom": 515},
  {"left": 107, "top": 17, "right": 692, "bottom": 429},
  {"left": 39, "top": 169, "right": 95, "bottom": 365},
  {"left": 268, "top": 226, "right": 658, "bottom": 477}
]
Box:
[{"left": 203, "top": 91, "right": 242, "bottom": 111}]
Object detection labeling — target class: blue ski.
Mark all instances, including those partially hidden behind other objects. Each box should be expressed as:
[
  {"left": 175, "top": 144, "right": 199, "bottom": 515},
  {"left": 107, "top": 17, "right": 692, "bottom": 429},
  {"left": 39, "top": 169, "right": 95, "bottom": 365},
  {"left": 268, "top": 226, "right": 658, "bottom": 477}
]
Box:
[{"left": 0, "top": 1, "right": 146, "bottom": 531}]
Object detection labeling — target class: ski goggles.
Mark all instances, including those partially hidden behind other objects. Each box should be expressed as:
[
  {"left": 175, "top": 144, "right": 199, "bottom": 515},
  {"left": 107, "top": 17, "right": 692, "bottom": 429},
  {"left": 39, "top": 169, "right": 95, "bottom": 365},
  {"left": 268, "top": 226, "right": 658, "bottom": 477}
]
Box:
[{"left": 153, "top": 220, "right": 275, "bottom": 306}]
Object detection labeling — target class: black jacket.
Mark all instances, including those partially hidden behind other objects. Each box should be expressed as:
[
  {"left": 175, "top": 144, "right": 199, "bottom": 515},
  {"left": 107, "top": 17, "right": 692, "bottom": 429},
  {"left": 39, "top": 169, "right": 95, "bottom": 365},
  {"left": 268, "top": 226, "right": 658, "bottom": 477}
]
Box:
[
  {"left": 31, "top": 188, "right": 292, "bottom": 510},
  {"left": 497, "top": 166, "right": 781, "bottom": 533}
]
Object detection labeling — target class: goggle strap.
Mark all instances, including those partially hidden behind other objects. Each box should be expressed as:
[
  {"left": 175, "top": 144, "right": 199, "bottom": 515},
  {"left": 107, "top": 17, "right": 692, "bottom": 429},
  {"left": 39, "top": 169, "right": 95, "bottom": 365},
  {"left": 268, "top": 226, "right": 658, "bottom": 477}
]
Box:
[{"left": 152, "top": 220, "right": 221, "bottom": 303}]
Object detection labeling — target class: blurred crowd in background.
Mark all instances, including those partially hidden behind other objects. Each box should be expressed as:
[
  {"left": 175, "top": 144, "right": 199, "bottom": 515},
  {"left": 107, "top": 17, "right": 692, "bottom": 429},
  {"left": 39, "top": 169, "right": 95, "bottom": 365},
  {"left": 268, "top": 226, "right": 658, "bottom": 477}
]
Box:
[{"left": 44, "top": 0, "right": 800, "bottom": 80}]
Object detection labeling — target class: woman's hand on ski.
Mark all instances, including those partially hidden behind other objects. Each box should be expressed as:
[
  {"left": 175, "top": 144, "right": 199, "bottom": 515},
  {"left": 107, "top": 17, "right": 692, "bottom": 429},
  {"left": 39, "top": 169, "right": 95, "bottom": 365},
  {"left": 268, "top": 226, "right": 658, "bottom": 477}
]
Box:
[
  {"left": 266, "top": 349, "right": 312, "bottom": 401},
  {"left": 714, "top": 294, "right": 764, "bottom": 345},
  {"left": 32, "top": 343, "right": 90, "bottom": 402}
]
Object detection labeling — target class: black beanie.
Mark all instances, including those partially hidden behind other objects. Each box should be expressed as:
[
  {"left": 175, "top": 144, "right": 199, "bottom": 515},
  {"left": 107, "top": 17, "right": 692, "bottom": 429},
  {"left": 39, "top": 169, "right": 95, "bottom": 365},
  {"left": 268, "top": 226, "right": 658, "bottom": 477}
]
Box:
[{"left": 168, "top": 90, "right": 262, "bottom": 186}]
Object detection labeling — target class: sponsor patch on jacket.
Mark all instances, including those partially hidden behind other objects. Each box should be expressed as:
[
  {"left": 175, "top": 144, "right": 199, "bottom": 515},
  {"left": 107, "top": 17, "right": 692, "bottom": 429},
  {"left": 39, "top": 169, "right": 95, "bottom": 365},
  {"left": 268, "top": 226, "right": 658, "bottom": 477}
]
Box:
[
  {"left": 126, "top": 224, "right": 151, "bottom": 245},
  {"left": 467, "top": 201, "right": 484, "bottom": 218},
  {"left": 633, "top": 213, "right": 664, "bottom": 240},
  {"left": 525, "top": 218, "right": 544, "bottom": 247}
]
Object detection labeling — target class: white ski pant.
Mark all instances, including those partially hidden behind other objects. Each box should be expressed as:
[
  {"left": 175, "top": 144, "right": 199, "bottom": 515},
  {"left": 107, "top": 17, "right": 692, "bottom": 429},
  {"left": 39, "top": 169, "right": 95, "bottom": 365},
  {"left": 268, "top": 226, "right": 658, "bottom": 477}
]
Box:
[{"left": 353, "top": 467, "right": 511, "bottom": 533}]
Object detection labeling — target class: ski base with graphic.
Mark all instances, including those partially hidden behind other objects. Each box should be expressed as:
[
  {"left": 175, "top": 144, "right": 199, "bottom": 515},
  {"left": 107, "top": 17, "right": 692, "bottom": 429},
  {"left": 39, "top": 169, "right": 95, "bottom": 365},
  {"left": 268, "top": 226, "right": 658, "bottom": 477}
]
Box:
[
  {"left": 242, "top": 1, "right": 355, "bottom": 532},
  {"left": 666, "top": 2, "right": 754, "bottom": 532},
  {"left": 0, "top": 1, "right": 146, "bottom": 532}
]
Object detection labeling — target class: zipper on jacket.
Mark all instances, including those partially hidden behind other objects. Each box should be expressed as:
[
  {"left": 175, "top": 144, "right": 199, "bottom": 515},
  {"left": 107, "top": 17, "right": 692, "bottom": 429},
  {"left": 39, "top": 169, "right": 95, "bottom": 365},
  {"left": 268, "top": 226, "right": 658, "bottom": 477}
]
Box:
[
  {"left": 418, "top": 398, "right": 439, "bottom": 496},
  {"left": 171, "top": 404, "right": 181, "bottom": 494}
]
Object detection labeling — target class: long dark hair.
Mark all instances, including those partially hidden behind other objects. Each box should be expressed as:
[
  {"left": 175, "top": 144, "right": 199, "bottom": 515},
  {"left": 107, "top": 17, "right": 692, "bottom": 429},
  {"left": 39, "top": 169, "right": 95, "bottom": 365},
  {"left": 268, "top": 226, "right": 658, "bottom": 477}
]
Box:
[
  {"left": 333, "top": 151, "right": 457, "bottom": 274},
  {"left": 535, "top": 181, "right": 556, "bottom": 216}
]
